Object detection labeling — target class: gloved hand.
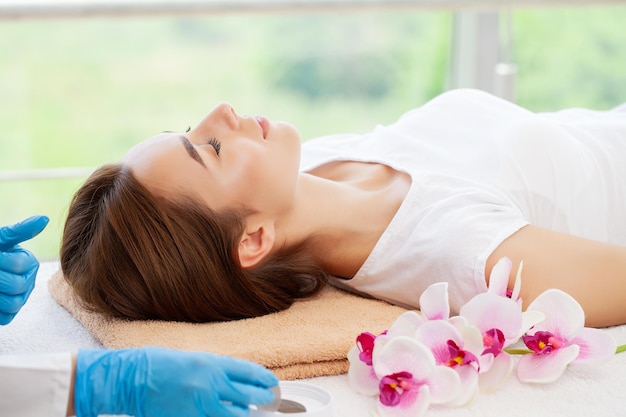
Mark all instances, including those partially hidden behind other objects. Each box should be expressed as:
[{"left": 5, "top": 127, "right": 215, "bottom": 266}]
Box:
[
  {"left": 75, "top": 347, "right": 279, "bottom": 417},
  {"left": 0, "top": 215, "right": 49, "bottom": 325}
]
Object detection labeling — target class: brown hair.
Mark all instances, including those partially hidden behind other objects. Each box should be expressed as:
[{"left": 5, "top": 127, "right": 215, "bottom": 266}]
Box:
[{"left": 60, "top": 163, "right": 328, "bottom": 322}]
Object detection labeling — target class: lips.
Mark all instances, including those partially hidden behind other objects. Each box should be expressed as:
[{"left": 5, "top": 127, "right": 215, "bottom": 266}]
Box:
[{"left": 255, "top": 115, "right": 269, "bottom": 139}]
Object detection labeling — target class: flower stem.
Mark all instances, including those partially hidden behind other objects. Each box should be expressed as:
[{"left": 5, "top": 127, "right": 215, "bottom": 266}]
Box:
[
  {"left": 507, "top": 345, "right": 626, "bottom": 355},
  {"left": 504, "top": 348, "right": 533, "bottom": 355}
]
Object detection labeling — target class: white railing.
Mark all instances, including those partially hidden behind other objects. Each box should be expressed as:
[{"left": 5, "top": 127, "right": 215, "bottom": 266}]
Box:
[
  {"left": 0, "top": 168, "right": 94, "bottom": 182},
  {"left": 1, "top": 0, "right": 624, "bottom": 20}
]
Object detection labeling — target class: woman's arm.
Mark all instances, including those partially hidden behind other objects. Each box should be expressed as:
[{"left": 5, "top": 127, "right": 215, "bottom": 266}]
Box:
[{"left": 487, "top": 225, "right": 626, "bottom": 327}]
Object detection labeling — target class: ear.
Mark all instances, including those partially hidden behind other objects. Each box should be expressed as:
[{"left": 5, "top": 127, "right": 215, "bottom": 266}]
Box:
[{"left": 237, "top": 222, "right": 276, "bottom": 269}]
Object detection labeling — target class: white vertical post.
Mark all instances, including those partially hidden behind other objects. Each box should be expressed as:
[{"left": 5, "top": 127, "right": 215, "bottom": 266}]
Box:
[{"left": 448, "top": 10, "right": 517, "bottom": 102}]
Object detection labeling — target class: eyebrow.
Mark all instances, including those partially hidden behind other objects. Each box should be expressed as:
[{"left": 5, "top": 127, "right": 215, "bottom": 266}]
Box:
[{"left": 179, "top": 136, "right": 207, "bottom": 169}]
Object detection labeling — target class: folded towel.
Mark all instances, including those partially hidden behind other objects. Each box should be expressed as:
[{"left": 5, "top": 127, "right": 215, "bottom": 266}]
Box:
[{"left": 48, "top": 269, "right": 407, "bottom": 380}]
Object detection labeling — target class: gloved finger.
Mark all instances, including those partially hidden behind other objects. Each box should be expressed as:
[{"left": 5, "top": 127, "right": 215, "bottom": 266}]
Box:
[
  {"left": 215, "top": 380, "right": 276, "bottom": 409},
  {"left": 217, "top": 355, "right": 279, "bottom": 388},
  {"left": 0, "top": 258, "right": 38, "bottom": 294},
  {"left": 0, "top": 311, "right": 17, "bottom": 325},
  {"left": 0, "top": 291, "right": 29, "bottom": 315},
  {"left": 0, "top": 215, "right": 49, "bottom": 250},
  {"left": 0, "top": 248, "right": 40, "bottom": 275},
  {"left": 0, "top": 269, "right": 36, "bottom": 311}
]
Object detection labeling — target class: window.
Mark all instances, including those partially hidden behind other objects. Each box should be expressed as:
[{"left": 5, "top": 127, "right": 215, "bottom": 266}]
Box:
[{"left": 1, "top": 2, "right": 624, "bottom": 259}]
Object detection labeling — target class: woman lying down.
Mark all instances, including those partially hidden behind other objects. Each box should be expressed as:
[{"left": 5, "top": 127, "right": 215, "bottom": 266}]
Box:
[{"left": 60, "top": 88, "right": 626, "bottom": 328}]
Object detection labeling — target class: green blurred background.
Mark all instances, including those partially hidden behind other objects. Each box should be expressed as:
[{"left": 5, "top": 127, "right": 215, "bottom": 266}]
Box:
[{"left": 1, "top": 5, "right": 625, "bottom": 260}]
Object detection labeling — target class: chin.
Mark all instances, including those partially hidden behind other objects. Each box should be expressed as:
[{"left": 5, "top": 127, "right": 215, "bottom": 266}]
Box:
[{"left": 275, "top": 121, "right": 301, "bottom": 141}]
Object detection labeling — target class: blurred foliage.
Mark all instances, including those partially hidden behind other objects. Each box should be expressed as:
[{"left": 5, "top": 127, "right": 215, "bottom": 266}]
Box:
[
  {"left": 0, "top": 5, "right": 624, "bottom": 260},
  {"left": 513, "top": 7, "right": 626, "bottom": 110}
]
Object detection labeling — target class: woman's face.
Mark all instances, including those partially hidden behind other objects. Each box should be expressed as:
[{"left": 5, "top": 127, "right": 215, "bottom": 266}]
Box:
[{"left": 123, "top": 103, "right": 302, "bottom": 216}]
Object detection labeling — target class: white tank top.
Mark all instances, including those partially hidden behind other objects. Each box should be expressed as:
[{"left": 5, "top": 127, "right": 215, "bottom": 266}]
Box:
[{"left": 300, "top": 89, "right": 626, "bottom": 313}]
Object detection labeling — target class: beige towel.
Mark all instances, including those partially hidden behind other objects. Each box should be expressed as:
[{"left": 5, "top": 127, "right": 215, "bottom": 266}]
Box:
[{"left": 48, "top": 269, "right": 407, "bottom": 380}]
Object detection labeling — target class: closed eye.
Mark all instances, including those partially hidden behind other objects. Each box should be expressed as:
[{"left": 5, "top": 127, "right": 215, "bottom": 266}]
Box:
[{"left": 207, "top": 137, "right": 221, "bottom": 156}]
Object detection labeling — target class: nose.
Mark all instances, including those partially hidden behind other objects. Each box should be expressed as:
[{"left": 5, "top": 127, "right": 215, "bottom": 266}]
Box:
[{"left": 211, "top": 102, "right": 239, "bottom": 130}]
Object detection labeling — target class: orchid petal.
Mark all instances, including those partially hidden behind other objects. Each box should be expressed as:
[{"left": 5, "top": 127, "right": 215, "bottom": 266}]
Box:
[
  {"left": 367, "top": 328, "right": 395, "bottom": 363},
  {"left": 478, "top": 352, "right": 514, "bottom": 393},
  {"left": 425, "top": 364, "right": 462, "bottom": 405},
  {"left": 448, "top": 316, "right": 484, "bottom": 357},
  {"left": 517, "top": 344, "right": 580, "bottom": 383},
  {"left": 371, "top": 333, "right": 393, "bottom": 362},
  {"left": 387, "top": 311, "right": 425, "bottom": 338},
  {"left": 518, "top": 310, "right": 546, "bottom": 340},
  {"left": 571, "top": 327, "right": 617, "bottom": 365},
  {"left": 526, "top": 289, "right": 584, "bottom": 340},
  {"left": 374, "top": 337, "right": 436, "bottom": 380},
  {"left": 414, "top": 320, "right": 463, "bottom": 364},
  {"left": 447, "top": 365, "right": 479, "bottom": 407},
  {"left": 419, "top": 282, "right": 450, "bottom": 321},
  {"left": 347, "top": 346, "right": 380, "bottom": 396},
  {"left": 478, "top": 352, "right": 495, "bottom": 374},
  {"left": 511, "top": 260, "right": 524, "bottom": 302},
  {"left": 460, "top": 293, "right": 522, "bottom": 340},
  {"left": 487, "top": 257, "right": 512, "bottom": 297},
  {"left": 376, "top": 384, "right": 430, "bottom": 417}
]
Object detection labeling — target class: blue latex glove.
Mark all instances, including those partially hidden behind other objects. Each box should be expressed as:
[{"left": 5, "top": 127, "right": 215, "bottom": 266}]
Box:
[
  {"left": 0, "top": 215, "right": 49, "bottom": 325},
  {"left": 75, "top": 347, "right": 279, "bottom": 417}
]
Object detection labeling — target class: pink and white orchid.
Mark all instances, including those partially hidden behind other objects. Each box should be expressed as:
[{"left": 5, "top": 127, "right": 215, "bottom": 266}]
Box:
[
  {"left": 487, "top": 257, "right": 522, "bottom": 304},
  {"left": 413, "top": 319, "right": 481, "bottom": 406},
  {"left": 487, "top": 258, "right": 545, "bottom": 338},
  {"left": 459, "top": 258, "right": 542, "bottom": 392},
  {"left": 347, "top": 257, "right": 622, "bottom": 416},
  {"left": 458, "top": 291, "right": 519, "bottom": 392},
  {"left": 373, "top": 336, "right": 461, "bottom": 417},
  {"left": 418, "top": 281, "right": 450, "bottom": 321},
  {"left": 517, "top": 289, "right": 617, "bottom": 383},
  {"left": 347, "top": 331, "right": 385, "bottom": 396},
  {"left": 385, "top": 311, "right": 423, "bottom": 339}
]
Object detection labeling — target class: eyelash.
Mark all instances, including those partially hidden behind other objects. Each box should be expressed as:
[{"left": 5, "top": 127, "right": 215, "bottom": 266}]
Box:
[{"left": 207, "top": 137, "right": 221, "bottom": 155}]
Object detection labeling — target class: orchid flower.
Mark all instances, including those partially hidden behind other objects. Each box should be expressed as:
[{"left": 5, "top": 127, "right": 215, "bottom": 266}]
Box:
[
  {"left": 383, "top": 283, "right": 452, "bottom": 341},
  {"left": 517, "top": 289, "right": 617, "bottom": 383},
  {"left": 460, "top": 292, "right": 522, "bottom": 352},
  {"left": 348, "top": 331, "right": 385, "bottom": 395},
  {"left": 385, "top": 311, "right": 423, "bottom": 339},
  {"left": 347, "top": 256, "right": 623, "bottom": 416},
  {"left": 374, "top": 284, "right": 453, "bottom": 358},
  {"left": 487, "top": 258, "right": 545, "bottom": 338},
  {"left": 459, "top": 291, "right": 525, "bottom": 392},
  {"left": 373, "top": 336, "right": 461, "bottom": 417},
  {"left": 414, "top": 319, "right": 482, "bottom": 406},
  {"left": 418, "top": 281, "right": 450, "bottom": 321},
  {"left": 487, "top": 257, "right": 522, "bottom": 304}
]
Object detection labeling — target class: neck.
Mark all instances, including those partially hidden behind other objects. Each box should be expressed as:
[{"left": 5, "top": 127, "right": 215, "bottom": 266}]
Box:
[{"left": 275, "top": 172, "right": 400, "bottom": 278}]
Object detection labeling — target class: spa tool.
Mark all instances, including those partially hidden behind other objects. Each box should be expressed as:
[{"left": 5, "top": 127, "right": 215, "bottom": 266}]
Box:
[{"left": 277, "top": 399, "right": 307, "bottom": 413}]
